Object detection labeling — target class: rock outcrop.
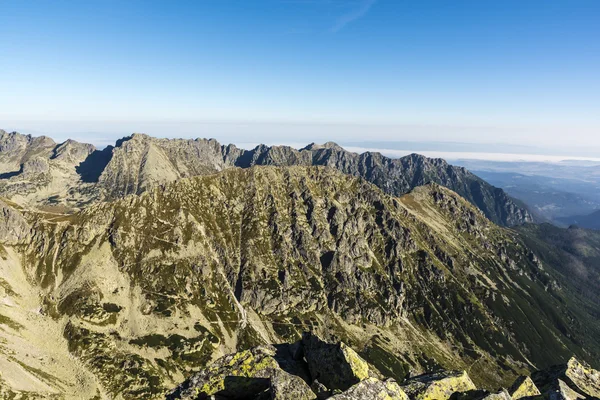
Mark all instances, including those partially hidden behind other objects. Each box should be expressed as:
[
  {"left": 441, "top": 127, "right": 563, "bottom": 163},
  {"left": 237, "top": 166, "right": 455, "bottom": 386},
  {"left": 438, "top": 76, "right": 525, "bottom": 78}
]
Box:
[
  {"left": 301, "top": 332, "right": 370, "bottom": 392},
  {"left": 167, "top": 344, "right": 315, "bottom": 400},
  {"left": 0, "top": 199, "right": 29, "bottom": 244}
]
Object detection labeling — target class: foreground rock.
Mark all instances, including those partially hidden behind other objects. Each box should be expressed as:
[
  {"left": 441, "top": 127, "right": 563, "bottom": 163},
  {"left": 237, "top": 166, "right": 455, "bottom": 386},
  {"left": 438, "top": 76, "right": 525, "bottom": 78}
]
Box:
[
  {"left": 328, "top": 377, "right": 408, "bottom": 400},
  {"left": 167, "top": 344, "right": 314, "bottom": 399},
  {"left": 401, "top": 370, "right": 477, "bottom": 400},
  {"left": 301, "top": 332, "right": 370, "bottom": 392},
  {"left": 532, "top": 357, "right": 600, "bottom": 400},
  {"left": 452, "top": 389, "right": 512, "bottom": 400},
  {"left": 171, "top": 335, "right": 600, "bottom": 400},
  {"left": 508, "top": 376, "right": 541, "bottom": 399},
  {"left": 169, "top": 333, "right": 403, "bottom": 400}
]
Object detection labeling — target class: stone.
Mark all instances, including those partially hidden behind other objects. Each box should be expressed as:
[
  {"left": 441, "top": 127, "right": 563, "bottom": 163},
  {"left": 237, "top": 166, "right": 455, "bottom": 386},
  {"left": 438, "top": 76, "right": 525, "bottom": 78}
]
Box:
[
  {"left": 168, "top": 345, "right": 280, "bottom": 399},
  {"left": 453, "top": 389, "right": 512, "bottom": 400},
  {"left": 508, "top": 376, "right": 541, "bottom": 399},
  {"left": 401, "top": 370, "right": 477, "bottom": 400},
  {"left": 532, "top": 357, "right": 600, "bottom": 399},
  {"left": 329, "top": 377, "right": 409, "bottom": 400},
  {"left": 270, "top": 369, "right": 316, "bottom": 400},
  {"left": 302, "top": 332, "right": 370, "bottom": 392},
  {"left": 0, "top": 200, "right": 30, "bottom": 244},
  {"left": 311, "top": 379, "right": 331, "bottom": 400}
]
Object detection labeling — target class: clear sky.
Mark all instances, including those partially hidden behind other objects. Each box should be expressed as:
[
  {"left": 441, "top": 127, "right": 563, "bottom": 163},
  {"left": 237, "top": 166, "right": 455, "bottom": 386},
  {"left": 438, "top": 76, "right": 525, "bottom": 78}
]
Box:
[{"left": 1, "top": 0, "right": 599, "bottom": 154}]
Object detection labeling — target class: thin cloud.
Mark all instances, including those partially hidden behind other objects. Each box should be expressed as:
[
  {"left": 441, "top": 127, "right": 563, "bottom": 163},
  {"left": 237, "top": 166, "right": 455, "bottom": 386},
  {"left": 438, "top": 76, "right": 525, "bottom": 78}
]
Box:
[{"left": 331, "top": 0, "right": 377, "bottom": 32}]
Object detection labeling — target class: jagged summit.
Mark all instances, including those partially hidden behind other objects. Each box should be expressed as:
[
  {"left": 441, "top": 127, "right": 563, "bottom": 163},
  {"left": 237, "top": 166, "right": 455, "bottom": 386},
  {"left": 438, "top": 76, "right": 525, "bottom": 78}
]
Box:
[
  {"left": 301, "top": 141, "right": 345, "bottom": 151},
  {"left": 0, "top": 130, "right": 534, "bottom": 226}
]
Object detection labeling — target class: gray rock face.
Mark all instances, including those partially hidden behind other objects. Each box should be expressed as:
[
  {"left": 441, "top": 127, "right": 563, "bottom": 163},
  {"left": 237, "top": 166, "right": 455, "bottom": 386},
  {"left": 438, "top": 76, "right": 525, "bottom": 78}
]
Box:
[
  {"left": 230, "top": 145, "right": 534, "bottom": 226},
  {"left": 0, "top": 130, "right": 56, "bottom": 173},
  {"left": 0, "top": 200, "right": 30, "bottom": 244}
]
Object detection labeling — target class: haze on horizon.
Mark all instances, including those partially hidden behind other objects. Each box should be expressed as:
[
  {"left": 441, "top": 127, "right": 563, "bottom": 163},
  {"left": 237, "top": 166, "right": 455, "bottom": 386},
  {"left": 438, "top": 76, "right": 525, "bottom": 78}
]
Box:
[{"left": 1, "top": 0, "right": 599, "bottom": 157}]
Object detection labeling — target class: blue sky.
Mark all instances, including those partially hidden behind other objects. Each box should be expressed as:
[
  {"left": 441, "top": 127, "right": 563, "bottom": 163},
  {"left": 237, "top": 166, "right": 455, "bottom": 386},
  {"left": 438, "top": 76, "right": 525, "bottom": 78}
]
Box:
[{"left": 0, "top": 0, "right": 599, "bottom": 153}]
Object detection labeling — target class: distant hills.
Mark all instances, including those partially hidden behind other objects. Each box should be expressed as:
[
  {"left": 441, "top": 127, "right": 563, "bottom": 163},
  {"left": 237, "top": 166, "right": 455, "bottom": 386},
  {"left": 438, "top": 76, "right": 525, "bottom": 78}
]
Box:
[{"left": 557, "top": 210, "right": 600, "bottom": 230}]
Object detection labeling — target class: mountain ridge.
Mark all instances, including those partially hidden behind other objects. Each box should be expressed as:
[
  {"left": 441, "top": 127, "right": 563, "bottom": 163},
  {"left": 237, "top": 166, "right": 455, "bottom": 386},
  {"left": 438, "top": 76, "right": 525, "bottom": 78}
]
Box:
[{"left": 0, "top": 130, "right": 533, "bottom": 226}]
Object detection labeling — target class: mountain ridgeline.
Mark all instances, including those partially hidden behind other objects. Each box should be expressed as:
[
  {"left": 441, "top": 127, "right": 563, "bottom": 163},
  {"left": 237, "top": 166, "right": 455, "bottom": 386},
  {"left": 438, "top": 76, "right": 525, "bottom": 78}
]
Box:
[{"left": 0, "top": 130, "right": 533, "bottom": 226}]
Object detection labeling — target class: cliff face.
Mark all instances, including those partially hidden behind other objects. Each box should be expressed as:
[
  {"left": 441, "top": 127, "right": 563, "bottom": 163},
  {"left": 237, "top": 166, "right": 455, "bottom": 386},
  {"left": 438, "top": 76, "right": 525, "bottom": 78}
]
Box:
[
  {"left": 0, "top": 166, "right": 594, "bottom": 399},
  {"left": 0, "top": 131, "right": 532, "bottom": 226}
]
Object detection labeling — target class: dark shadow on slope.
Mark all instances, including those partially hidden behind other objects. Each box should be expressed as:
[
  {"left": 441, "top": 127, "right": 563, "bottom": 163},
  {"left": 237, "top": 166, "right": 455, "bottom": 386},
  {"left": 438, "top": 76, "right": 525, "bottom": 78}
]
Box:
[
  {"left": 0, "top": 167, "right": 22, "bottom": 179},
  {"left": 76, "top": 146, "right": 114, "bottom": 183}
]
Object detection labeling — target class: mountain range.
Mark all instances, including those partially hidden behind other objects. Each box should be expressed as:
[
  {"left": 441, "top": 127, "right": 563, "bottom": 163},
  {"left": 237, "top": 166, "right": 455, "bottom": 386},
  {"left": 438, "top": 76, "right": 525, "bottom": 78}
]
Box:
[
  {"left": 0, "top": 130, "right": 533, "bottom": 226},
  {"left": 0, "top": 130, "right": 598, "bottom": 400}
]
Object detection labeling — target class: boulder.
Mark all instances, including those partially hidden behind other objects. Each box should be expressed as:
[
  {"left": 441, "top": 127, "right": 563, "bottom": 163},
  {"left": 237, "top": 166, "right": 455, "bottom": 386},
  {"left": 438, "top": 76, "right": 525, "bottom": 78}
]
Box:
[
  {"left": 168, "top": 345, "right": 280, "bottom": 399},
  {"left": 328, "top": 377, "right": 409, "bottom": 400},
  {"left": 532, "top": 357, "right": 600, "bottom": 399},
  {"left": 453, "top": 389, "right": 512, "bottom": 400},
  {"left": 550, "top": 379, "right": 586, "bottom": 400},
  {"left": 508, "top": 376, "right": 541, "bottom": 399},
  {"left": 401, "top": 370, "right": 477, "bottom": 400},
  {"left": 301, "top": 332, "right": 370, "bottom": 392},
  {"left": 270, "top": 369, "right": 316, "bottom": 400}
]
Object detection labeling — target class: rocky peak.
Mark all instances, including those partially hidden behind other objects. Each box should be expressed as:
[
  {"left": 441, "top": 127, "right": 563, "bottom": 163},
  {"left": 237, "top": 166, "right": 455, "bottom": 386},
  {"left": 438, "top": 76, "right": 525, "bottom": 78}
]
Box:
[{"left": 302, "top": 142, "right": 345, "bottom": 152}]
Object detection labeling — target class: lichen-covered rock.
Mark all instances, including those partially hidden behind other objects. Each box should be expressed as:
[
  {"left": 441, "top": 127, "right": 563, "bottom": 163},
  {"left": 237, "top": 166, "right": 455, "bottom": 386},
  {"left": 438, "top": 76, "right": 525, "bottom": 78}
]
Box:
[
  {"left": 168, "top": 345, "right": 280, "bottom": 399},
  {"left": 401, "top": 370, "right": 477, "bottom": 400},
  {"left": 532, "top": 357, "right": 600, "bottom": 400},
  {"left": 301, "top": 332, "right": 370, "bottom": 392},
  {"left": 329, "top": 377, "right": 409, "bottom": 400},
  {"left": 453, "top": 389, "right": 512, "bottom": 400},
  {"left": 550, "top": 379, "right": 586, "bottom": 400},
  {"left": 168, "top": 344, "right": 315, "bottom": 400},
  {"left": 508, "top": 376, "right": 541, "bottom": 399},
  {"left": 270, "top": 369, "right": 316, "bottom": 400}
]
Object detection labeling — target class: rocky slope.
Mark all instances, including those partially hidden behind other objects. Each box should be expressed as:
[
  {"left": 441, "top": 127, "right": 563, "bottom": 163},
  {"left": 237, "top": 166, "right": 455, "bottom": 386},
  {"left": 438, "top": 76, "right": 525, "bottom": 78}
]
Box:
[
  {"left": 0, "top": 166, "right": 595, "bottom": 398},
  {"left": 0, "top": 130, "right": 532, "bottom": 226}
]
